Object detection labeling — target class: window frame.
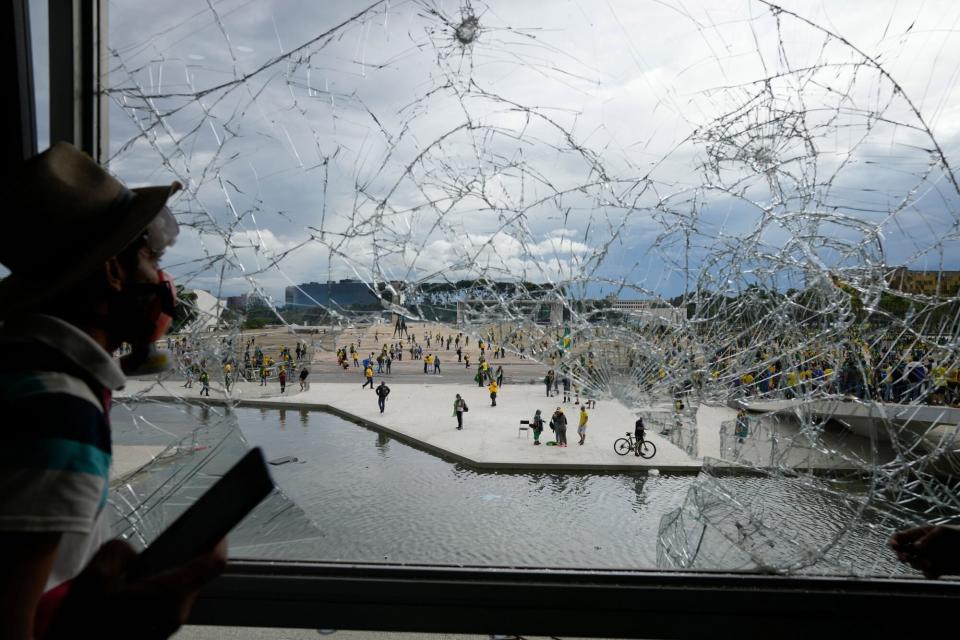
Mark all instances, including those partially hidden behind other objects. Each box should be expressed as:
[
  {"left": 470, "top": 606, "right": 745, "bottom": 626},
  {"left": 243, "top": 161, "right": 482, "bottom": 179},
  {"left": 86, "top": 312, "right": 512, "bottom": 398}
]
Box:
[{"left": 19, "top": 1, "right": 960, "bottom": 635}]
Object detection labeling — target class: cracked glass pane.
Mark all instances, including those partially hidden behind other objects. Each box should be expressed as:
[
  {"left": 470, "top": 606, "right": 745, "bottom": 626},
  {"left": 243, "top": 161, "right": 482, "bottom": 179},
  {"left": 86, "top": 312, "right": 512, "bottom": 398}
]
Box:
[{"left": 103, "top": 0, "right": 960, "bottom": 577}]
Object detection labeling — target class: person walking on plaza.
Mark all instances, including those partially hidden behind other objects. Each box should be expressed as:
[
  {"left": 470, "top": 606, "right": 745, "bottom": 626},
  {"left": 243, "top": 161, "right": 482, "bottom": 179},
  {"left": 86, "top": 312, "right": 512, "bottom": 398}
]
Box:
[
  {"left": 532, "top": 409, "right": 545, "bottom": 445},
  {"left": 578, "top": 406, "right": 589, "bottom": 445},
  {"left": 0, "top": 143, "right": 224, "bottom": 638},
  {"left": 299, "top": 366, "right": 310, "bottom": 391},
  {"left": 363, "top": 364, "right": 375, "bottom": 389},
  {"left": 453, "top": 393, "right": 468, "bottom": 429},
  {"left": 200, "top": 369, "right": 211, "bottom": 396},
  {"left": 376, "top": 381, "right": 391, "bottom": 414},
  {"left": 552, "top": 407, "right": 568, "bottom": 447},
  {"left": 735, "top": 408, "right": 749, "bottom": 443},
  {"left": 278, "top": 366, "right": 287, "bottom": 394},
  {"left": 495, "top": 365, "right": 504, "bottom": 387},
  {"left": 424, "top": 353, "right": 430, "bottom": 374},
  {"left": 465, "top": 353, "right": 471, "bottom": 368},
  {"left": 562, "top": 374, "right": 571, "bottom": 402},
  {"left": 488, "top": 379, "right": 499, "bottom": 406},
  {"left": 544, "top": 370, "right": 554, "bottom": 397},
  {"left": 434, "top": 354, "right": 441, "bottom": 374}
]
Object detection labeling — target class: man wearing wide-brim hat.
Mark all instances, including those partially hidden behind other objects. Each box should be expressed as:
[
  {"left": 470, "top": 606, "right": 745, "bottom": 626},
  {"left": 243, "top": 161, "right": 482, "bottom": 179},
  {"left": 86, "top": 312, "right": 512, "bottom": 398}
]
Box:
[{"left": 0, "top": 143, "right": 225, "bottom": 639}]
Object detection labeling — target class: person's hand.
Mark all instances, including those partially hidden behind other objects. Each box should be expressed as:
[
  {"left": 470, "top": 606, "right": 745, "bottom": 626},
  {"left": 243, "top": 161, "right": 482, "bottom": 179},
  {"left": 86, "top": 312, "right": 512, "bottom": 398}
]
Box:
[
  {"left": 889, "top": 524, "right": 960, "bottom": 579},
  {"left": 45, "top": 538, "right": 227, "bottom": 639}
]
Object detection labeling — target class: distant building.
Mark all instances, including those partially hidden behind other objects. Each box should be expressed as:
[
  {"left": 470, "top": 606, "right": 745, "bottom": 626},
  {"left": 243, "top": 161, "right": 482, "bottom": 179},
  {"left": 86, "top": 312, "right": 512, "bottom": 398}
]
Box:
[
  {"left": 608, "top": 299, "right": 684, "bottom": 324},
  {"left": 887, "top": 267, "right": 960, "bottom": 296},
  {"left": 225, "top": 292, "right": 272, "bottom": 311},
  {"left": 285, "top": 279, "right": 380, "bottom": 309}
]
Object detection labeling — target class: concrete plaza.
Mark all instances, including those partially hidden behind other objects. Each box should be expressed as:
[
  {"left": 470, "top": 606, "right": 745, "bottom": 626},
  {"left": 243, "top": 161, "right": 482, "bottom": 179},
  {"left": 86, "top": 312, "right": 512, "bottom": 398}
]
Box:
[{"left": 118, "top": 376, "right": 713, "bottom": 473}]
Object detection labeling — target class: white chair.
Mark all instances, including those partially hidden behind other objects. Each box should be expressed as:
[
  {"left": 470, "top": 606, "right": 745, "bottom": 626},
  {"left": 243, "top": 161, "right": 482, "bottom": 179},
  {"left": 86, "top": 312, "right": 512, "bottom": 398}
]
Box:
[{"left": 518, "top": 419, "right": 530, "bottom": 439}]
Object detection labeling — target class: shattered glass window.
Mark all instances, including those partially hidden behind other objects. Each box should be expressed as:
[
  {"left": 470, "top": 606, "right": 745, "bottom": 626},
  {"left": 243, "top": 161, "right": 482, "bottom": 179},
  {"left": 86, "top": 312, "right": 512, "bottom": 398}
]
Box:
[{"left": 105, "top": 0, "right": 960, "bottom": 577}]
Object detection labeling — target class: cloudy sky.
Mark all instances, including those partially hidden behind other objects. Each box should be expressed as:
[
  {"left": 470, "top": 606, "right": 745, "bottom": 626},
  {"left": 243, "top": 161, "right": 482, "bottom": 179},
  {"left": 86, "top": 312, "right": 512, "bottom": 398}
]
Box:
[{"left": 26, "top": 0, "right": 960, "bottom": 302}]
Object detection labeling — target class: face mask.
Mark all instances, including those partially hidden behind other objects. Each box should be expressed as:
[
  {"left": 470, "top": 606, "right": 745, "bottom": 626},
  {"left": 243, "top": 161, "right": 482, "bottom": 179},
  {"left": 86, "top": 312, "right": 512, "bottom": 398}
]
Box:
[
  {"left": 146, "top": 269, "right": 177, "bottom": 342},
  {"left": 119, "top": 269, "right": 178, "bottom": 376}
]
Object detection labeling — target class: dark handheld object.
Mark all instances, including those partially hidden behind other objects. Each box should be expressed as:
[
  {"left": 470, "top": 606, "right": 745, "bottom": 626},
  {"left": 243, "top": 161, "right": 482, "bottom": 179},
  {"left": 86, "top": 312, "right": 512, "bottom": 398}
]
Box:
[{"left": 130, "top": 447, "right": 274, "bottom": 579}]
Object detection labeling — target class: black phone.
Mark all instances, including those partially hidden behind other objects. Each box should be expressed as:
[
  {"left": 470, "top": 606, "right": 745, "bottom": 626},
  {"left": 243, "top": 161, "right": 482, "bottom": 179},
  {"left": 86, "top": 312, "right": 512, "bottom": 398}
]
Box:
[{"left": 130, "top": 446, "right": 275, "bottom": 579}]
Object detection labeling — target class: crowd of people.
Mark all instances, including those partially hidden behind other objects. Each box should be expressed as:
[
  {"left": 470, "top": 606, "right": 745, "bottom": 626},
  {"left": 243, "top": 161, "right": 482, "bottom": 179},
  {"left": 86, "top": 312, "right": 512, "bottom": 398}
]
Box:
[
  {"left": 713, "top": 342, "right": 960, "bottom": 407},
  {"left": 171, "top": 334, "right": 311, "bottom": 396}
]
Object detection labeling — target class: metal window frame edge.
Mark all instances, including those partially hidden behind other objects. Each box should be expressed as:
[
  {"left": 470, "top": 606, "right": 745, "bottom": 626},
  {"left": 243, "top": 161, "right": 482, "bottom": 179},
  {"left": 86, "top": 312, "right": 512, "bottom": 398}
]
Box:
[{"left": 189, "top": 560, "right": 960, "bottom": 637}]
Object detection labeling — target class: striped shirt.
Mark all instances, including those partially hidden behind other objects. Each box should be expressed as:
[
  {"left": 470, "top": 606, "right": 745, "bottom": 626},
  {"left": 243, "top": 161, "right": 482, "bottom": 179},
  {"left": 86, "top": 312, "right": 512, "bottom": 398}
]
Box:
[{"left": 0, "top": 314, "right": 125, "bottom": 589}]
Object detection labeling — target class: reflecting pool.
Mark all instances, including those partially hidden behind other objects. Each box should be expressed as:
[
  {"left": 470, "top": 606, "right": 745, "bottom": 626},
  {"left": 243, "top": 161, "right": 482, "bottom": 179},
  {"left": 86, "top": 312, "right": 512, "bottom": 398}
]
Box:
[{"left": 110, "top": 402, "right": 905, "bottom": 574}]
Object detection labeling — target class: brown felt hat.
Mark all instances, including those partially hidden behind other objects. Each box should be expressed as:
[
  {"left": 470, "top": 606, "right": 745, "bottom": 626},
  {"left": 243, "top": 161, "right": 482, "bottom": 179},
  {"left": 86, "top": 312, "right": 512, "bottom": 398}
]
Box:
[{"left": 0, "top": 142, "right": 182, "bottom": 317}]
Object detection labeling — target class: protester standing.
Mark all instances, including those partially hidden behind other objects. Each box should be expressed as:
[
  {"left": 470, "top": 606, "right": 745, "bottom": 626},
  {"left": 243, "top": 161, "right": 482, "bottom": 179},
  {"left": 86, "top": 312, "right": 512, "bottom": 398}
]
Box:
[
  {"left": 553, "top": 407, "right": 568, "bottom": 447},
  {"left": 578, "top": 406, "right": 589, "bottom": 445},
  {"left": 635, "top": 417, "right": 646, "bottom": 457},
  {"left": 488, "top": 380, "right": 499, "bottom": 406},
  {"left": 532, "top": 409, "right": 544, "bottom": 445},
  {"left": 453, "top": 394, "right": 468, "bottom": 429}
]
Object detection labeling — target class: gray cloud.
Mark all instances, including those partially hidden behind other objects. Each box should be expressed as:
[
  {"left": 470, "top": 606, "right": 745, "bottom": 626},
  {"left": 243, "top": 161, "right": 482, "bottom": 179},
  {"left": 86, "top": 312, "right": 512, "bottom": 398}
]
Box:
[{"left": 95, "top": 0, "right": 960, "bottom": 301}]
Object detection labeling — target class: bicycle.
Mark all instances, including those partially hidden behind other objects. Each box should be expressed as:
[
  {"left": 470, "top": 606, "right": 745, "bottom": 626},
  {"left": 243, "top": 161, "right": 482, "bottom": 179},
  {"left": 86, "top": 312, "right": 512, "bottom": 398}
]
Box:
[{"left": 614, "top": 432, "right": 656, "bottom": 459}]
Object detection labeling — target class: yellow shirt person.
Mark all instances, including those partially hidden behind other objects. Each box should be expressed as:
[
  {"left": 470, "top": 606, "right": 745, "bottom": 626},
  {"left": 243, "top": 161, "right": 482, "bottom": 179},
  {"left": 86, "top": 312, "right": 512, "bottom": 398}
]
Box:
[{"left": 362, "top": 364, "right": 375, "bottom": 389}]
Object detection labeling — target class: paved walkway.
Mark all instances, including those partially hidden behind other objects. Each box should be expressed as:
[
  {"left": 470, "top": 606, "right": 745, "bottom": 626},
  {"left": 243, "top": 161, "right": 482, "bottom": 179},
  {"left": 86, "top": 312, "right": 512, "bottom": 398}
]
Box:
[
  {"left": 120, "top": 379, "right": 700, "bottom": 472},
  {"left": 111, "top": 445, "right": 166, "bottom": 482}
]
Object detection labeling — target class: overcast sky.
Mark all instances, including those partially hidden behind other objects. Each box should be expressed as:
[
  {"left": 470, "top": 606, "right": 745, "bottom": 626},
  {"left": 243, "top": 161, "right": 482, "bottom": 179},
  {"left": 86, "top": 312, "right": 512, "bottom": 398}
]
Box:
[{"left": 25, "top": 0, "right": 960, "bottom": 302}]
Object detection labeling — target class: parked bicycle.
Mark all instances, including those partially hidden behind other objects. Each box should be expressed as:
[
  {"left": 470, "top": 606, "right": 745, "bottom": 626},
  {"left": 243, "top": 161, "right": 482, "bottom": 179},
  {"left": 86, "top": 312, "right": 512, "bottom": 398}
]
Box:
[{"left": 614, "top": 432, "right": 656, "bottom": 459}]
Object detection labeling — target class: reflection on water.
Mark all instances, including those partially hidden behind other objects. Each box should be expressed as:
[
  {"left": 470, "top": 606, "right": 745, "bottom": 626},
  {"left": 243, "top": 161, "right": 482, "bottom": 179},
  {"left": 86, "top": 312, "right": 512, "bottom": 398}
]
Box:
[
  {"left": 113, "top": 403, "right": 692, "bottom": 568},
  {"left": 110, "top": 403, "right": 902, "bottom": 572}
]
